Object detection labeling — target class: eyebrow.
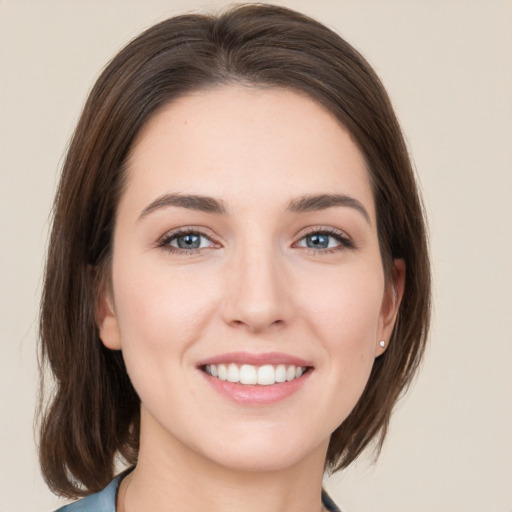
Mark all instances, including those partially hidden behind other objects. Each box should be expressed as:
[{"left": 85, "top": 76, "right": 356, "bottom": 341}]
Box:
[
  {"left": 139, "top": 193, "right": 227, "bottom": 219},
  {"left": 138, "top": 192, "right": 370, "bottom": 224},
  {"left": 286, "top": 194, "right": 371, "bottom": 224}
]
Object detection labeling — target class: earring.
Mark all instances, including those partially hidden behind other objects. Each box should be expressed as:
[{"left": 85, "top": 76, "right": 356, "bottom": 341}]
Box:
[{"left": 379, "top": 340, "right": 385, "bottom": 348}]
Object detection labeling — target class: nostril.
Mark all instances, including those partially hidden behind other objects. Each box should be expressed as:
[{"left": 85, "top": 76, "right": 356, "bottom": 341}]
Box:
[{"left": 229, "top": 317, "right": 286, "bottom": 333}]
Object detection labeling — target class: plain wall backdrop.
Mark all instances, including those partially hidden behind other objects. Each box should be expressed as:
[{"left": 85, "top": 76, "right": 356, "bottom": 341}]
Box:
[{"left": 1, "top": 1, "right": 511, "bottom": 511}]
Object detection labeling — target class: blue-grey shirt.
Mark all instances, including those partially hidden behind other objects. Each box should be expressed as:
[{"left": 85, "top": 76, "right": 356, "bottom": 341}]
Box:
[{"left": 55, "top": 472, "right": 341, "bottom": 512}]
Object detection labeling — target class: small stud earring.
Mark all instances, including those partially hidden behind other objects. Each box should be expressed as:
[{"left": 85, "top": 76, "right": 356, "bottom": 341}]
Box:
[{"left": 379, "top": 340, "right": 385, "bottom": 348}]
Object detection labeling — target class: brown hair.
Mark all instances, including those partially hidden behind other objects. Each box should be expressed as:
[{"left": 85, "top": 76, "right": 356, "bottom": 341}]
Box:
[{"left": 38, "top": 3, "right": 430, "bottom": 498}]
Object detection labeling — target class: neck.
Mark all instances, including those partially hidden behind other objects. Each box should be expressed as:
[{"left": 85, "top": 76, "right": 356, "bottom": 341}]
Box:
[{"left": 118, "top": 409, "right": 329, "bottom": 512}]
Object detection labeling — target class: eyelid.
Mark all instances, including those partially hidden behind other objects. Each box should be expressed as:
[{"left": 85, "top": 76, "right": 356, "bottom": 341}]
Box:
[
  {"left": 155, "top": 225, "right": 355, "bottom": 256},
  {"left": 293, "top": 226, "right": 355, "bottom": 254},
  {"left": 157, "top": 226, "right": 221, "bottom": 253}
]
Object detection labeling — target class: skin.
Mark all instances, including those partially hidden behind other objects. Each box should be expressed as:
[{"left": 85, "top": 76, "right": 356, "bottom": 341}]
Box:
[{"left": 98, "top": 85, "right": 404, "bottom": 512}]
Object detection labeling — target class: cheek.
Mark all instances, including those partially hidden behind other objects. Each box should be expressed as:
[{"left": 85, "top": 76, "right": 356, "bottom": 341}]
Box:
[
  {"left": 110, "top": 260, "right": 223, "bottom": 421},
  {"left": 304, "top": 265, "right": 383, "bottom": 344},
  {"left": 299, "top": 265, "right": 384, "bottom": 389},
  {"left": 280, "top": 265, "right": 385, "bottom": 437},
  {"left": 112, "top": 259, "right": 219, "bottom": 363}
]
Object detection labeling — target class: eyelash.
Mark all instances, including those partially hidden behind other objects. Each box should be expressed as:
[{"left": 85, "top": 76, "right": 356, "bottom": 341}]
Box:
[
  {"left": 294, "top": 227, "right": 355, "bottom": 255},
  {"left": 157, "top": 227, "right": 355, "bottom": 256},
  {"left": 157, "top": 228, "right": 217, "bottom": 255}
]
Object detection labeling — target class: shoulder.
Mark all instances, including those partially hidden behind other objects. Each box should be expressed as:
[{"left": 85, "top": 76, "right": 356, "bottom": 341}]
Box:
[
  {"left": 53, "top": 474, "right": 123, "bottom": 512},
  {"left": 322, "top": 488, "right": 342, "bottom": 512},
  {"left": 53, "top": 474, "right": 339, "bottom": 512}
]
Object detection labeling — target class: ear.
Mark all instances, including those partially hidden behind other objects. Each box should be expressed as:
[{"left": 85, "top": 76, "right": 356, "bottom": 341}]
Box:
[
  {"left": 375, "top": 258, "right": 405, "bottom": 357},
  {"left": 96, "top": 281, "right": 122, "bottom": 351}
]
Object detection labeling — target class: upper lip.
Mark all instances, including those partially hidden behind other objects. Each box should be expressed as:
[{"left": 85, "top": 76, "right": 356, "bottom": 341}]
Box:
[{"left": 196, "top": 351, "right": 313, "bottom": 368}]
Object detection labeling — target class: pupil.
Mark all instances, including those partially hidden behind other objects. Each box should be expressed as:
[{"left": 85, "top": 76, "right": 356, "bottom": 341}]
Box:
[
  {"left": 177, "top": 234, "right": 200, "bottom": 249},
  {"left": 307, "top": 234, "right": 328, "bottom": 249}
]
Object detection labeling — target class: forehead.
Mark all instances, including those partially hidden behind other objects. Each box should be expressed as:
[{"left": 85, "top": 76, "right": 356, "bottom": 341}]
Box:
[{"left": 122, "top": 85, "right": 375, "bottom": 220}]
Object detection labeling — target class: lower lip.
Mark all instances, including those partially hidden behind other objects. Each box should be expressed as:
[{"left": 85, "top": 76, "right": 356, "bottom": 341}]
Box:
[{"left": 201, "top": 371, "right": 312, "bottom": 405}]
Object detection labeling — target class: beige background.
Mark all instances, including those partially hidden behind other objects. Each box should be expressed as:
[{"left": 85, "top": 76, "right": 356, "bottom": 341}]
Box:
[{"left": 1, "top": 1, "right": 511, "bottom": 511}]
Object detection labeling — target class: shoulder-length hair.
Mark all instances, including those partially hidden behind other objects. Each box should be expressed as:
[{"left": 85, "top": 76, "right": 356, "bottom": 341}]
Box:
[{"left": 39, "top": 3, "right": 430, "bottom": 498}]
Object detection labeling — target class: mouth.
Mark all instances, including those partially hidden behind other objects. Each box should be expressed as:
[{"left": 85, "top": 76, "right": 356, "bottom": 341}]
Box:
[
  {"left": 196, "top": 352, "right": 314, "bottom": 405},
  {"left": 201, "top": 363, "right": 311, "bottom": 386}
]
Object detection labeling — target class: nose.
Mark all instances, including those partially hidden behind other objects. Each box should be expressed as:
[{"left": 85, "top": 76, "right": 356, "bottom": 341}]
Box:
[{"left": 221, "top": 241, "right": 293, "bottom": 334}]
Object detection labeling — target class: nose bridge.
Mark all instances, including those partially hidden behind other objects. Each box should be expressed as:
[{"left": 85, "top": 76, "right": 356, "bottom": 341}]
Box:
[{"left": 223, "top": 231, "right": 291, "bottom": 333}]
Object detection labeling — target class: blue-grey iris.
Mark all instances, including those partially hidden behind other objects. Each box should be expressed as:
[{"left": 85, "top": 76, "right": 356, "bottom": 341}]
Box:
[
  {"left": 306, "top": 234, "right": 329, "bottom": 249},
  {"left": 177, "top": 234, "right": 201, "bottom": 249}
]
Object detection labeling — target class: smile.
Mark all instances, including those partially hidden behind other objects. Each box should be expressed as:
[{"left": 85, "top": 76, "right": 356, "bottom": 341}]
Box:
[
  {"left": 197, "top": 352, "right": 314, "bottom": 404},
  {"left": 203, "top": 363, "right": 308, "bottom": 385}
]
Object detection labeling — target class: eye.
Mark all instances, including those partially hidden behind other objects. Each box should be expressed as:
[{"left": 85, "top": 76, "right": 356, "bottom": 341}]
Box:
[
  {"left": 158, "top": 229, "right": 218, "bottom": 254},
  {"left": 294, "top": 228, "right": 354, "bottom": 254}
]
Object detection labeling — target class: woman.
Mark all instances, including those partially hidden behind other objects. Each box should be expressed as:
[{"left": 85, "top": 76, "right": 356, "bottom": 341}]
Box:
[{"left": 38, "top": 4, "right": 430, "bottom": 511}]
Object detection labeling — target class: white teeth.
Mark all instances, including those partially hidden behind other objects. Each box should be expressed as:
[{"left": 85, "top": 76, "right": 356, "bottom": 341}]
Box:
[
  {"left": 275, "top": 364, "right": 287, "bottom": 383},
  {"left": 217, "top": 364, "right": 227, "bottom": 380},
  {"left": 257, "top": 365, "right": 275, "bottom": 385},
  {"left": 239, "top": 364, "right": 257, "bottom": 384},
  {"left": 227, "top": 364, "right": 239, "bottom": 382},
  {"left": 204, "top": 363, "right": 307, "bottom": 385}
]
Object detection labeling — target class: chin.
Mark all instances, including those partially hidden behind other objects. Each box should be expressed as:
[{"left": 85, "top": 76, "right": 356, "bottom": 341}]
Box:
[{"left": 195, "top": 427, "right": 328, "bottom": 474}]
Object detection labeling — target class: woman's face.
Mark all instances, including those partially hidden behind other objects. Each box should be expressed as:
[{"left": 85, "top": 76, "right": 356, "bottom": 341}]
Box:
[{"left": 98, "top": 85, "right": 402, "bottom": 473}]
